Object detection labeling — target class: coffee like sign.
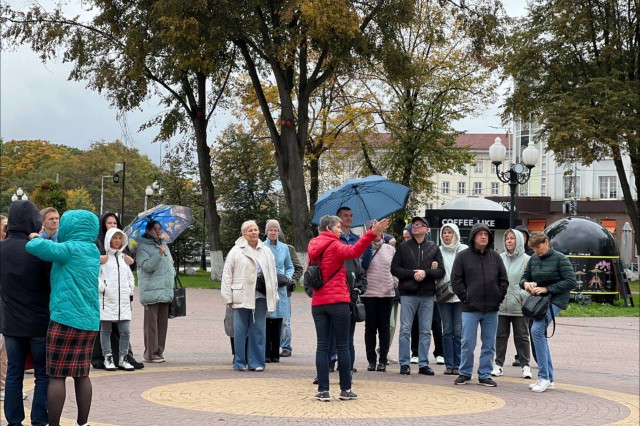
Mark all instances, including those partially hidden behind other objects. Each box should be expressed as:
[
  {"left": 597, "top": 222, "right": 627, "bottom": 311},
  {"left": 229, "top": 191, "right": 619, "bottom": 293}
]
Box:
[{"left": 441, "top": 218, "right": 496, "bottom": 228}]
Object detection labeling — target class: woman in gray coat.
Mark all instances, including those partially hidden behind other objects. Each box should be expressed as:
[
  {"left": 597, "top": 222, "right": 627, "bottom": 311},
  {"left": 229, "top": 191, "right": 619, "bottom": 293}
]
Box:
[{"left": 137, "top": 220, "right": 174, "bottom": 363}]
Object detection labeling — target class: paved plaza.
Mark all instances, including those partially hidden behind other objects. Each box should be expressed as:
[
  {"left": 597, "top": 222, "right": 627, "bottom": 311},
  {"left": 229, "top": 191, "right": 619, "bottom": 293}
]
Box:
[{"left": 3, "top": 288, "right": 639, "bottom": 425}]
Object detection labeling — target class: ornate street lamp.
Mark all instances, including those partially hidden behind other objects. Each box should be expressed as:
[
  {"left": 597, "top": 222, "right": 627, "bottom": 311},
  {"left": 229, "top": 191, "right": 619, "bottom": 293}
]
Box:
[
  {"left": 11, "top": 187, "right": 28, "bottom": 202},
  {"left": 144, "top": 181, "right": 163, "bottom": 211},
  {"left": 489, "top": 137, "right": 539, "bottom": 228}
]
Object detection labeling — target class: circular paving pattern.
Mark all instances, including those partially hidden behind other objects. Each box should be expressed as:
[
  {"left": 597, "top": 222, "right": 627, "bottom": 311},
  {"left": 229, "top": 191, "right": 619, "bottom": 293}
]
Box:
[{"left": 141, "top": 378, "right": 505, "bottom": 418}]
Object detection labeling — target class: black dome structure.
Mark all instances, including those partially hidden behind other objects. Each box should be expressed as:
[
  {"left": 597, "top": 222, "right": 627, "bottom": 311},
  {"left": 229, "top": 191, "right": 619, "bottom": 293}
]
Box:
[{"left": 546, "top": 216, "right": 618, "bottom": 257}]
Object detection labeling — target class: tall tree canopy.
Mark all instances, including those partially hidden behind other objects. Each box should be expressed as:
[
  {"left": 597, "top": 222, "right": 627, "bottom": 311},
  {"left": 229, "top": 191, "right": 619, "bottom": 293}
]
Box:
[
  {"left": 2, "top": 0, "right": 233, "bottom": 277},
  {"left": 503, "top": 0, "right": 639, "bottom": 248}
]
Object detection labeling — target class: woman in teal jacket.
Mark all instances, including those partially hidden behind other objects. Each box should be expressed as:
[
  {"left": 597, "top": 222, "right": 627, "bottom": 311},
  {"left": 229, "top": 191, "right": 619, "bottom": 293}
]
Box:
[
  {"left": 26, "top": 209, "right": 100, "bottom": 426},
  {"left": 136, "top": 220, "right": 174, "bottom": 363}
]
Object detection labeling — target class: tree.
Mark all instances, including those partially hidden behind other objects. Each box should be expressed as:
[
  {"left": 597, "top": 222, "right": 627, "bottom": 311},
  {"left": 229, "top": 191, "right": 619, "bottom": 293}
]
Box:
[
  {"left": 211, "top": 125, "right": 281, "bottom": 253},
  {"left": 226, "top": 0, "right": 414, "bottom": 251},
  {"left": 2, "top": 1, "right": 233, "bottom": 279},
  {"left": 360, "top": 0, "right": 502, "bottom": 233},
  {"left": 30, "top": 179, "right": 67, "bottom": 212},
  {"left": 502, "top": 0, "right": 639, "bottom": 249},
  {"left": 65, "top": 188, "right": 96, "bottom": 211}
]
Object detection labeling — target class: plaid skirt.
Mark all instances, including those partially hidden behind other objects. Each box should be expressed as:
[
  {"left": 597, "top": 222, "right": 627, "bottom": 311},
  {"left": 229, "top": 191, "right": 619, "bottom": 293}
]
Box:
[{"left": 47, "top": 321, "right": 98, "bottom": 378}]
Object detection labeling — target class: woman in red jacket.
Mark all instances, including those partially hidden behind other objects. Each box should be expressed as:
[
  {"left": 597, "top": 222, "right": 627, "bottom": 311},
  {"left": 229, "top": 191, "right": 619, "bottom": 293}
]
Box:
[{"left": 308, "top": 214, "right": 388, "bottom": 402}]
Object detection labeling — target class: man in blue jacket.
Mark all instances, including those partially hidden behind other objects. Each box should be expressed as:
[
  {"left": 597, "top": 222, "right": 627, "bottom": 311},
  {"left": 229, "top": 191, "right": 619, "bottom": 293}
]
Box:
[{"left": 451, "top": 223, "right": 509, "bottom": 387}]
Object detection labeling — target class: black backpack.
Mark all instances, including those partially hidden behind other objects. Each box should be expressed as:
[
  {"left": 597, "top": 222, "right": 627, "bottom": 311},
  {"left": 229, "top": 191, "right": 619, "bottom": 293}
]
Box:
[{"left": 303, "top": 245, "right": 342, "bottom": 291}]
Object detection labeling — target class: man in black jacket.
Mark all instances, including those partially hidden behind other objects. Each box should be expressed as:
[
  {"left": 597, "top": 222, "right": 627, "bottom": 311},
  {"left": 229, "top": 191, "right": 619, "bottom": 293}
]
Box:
[
  {"left": 0, "top": 200, "right": 51, "bottom": 425},
  {"left": 451, "top": 223, "right": 508, "bottom": 387},
  {"left": 391, "top": 217, "right": 445, "bottom": 376}
]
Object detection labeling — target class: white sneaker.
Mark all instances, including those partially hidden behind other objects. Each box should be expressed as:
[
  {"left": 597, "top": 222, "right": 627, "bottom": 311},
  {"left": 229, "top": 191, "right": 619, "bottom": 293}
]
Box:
[
  {"left": 531, "top": 379, "right": 552, "bottom": 392},
  {"left": 435, "top": 356, "right": 445, "bottom": 365},
  {"left": 103, "top": 354, "right": 116, "bottom": 371},
  {"left": 522, "top": 365, "right": 532, "bottom": 379},
  {"left": 387, "top": 356, "right": 398, "bottom": 365},
  {"left": 410, "top": 356, "right": 419, "bottom": 364},
  {"left": 254, "top": 367, "right": 265, "bottom": 372},
  {"left": 118, "top": 356, "right": 135, "bottom": 371},
  {"left": 529, "top": 380, "right": 555, "bottom": 390},
  {"left": 491, "top": 365, "right": 503, "bottom": 377}
]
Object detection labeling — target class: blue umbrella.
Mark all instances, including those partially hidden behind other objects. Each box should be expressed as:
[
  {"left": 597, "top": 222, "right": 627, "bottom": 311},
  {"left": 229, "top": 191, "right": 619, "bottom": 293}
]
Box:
[
  {"left": 311, "top": 175, "right": 411, "bottom": 227},
  {"left": 124, "top": 204, "right": 193, "bottom": 253}
]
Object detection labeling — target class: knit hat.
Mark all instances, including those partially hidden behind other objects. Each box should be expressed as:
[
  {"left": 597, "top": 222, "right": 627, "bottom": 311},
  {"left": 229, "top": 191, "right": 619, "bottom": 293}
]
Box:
[{"left": 265, "top": 219, "right": 282, "bottom": 234}]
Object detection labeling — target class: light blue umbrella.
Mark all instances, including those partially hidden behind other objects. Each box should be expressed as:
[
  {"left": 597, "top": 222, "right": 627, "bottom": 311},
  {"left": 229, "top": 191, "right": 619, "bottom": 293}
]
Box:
[{"left": 311, "top": 175, "right": 411, "bottom": 227}]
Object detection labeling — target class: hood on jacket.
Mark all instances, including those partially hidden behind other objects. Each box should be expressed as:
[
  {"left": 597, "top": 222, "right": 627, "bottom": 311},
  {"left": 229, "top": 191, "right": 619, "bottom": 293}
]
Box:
[
  {"left": 103, "top": 227, "right": 129, "bottom": 254},
  {"left": 469, "top": 223, "right": 493, "bottom": 252},
  {"left": 514, "top": 225, "right": 530, "bottom": 247},
  {"left": 439, "top": 223, "right": 462, "bottom": 252},
  {"left": 504, "top": 228, "right": 525, "bottom": 259},
  {"left": 6, "top": 200, "right": 41, "bottom": 237},
  {"left": 57, "top": 210, "right": 99, "bottom": 244},
  {"left": 307, "top": 231, "right": 337, "bottom": 261},
  {"left": 234, "top": 235, "right": 265, "bottom": 250}
]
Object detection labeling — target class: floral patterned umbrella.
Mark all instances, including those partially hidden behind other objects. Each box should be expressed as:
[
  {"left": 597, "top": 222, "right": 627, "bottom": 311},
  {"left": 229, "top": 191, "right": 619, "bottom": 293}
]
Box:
[{"left": 124, "top": 204, "right": 193, "bottom": 253}]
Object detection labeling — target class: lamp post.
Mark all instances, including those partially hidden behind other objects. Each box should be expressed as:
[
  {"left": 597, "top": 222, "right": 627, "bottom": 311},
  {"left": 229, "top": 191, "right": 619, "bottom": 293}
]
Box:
[
  {"left": 145, "top": 181, "right": 163, "bottom": 211},
  {"left": 489, "top": 137, "right": 539, "bottom": 228},
  {"left": 11, "top": 187, "right": 28, "bottom": 202}
]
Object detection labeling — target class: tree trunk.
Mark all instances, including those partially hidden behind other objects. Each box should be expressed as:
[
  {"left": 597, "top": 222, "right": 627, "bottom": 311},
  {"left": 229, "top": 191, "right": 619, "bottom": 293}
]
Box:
[
  {"left": 611, "top": 144, "right": 640, "bottom": 250},
  {"left": 193, "top": 116, "right": 223, "bottom": 280},
  {"left": 277, "top": 128, "right": 313, "bottom": 251}
]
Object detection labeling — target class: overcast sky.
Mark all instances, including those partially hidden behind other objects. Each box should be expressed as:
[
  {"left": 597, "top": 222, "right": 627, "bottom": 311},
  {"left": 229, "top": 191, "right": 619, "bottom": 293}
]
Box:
[{"left": 0, "top": 1, "right": 527, "bottom": 165}]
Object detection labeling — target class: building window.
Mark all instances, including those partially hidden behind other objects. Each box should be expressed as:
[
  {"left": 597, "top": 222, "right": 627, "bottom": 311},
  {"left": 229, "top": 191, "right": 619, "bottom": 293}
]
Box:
[
  {"left": 474, "top": 161, "right": 483, "bottom": 173},
  {"left": 491, "top": 163, "right": 498, "bottom": 174},
  {"left": 458, "top": 182, "right": 466, "bottom": 195},
  {"left": 491, "top": 182, "right": 499, "bottom": 195},
  {"left": 599, "top": 176, "right": 617, "bottom": 199},
  {"left": 426, "top": 203, "right": 434, "bottom": 210},
  {"left": 563, "top": 176, "right": 581, "bottom": 199},
  {"left": 441, "top": 181, "right": 450, "bottom": 195},
  {"left": 473, "top": 182, "right": 482, "bottom": 195}
]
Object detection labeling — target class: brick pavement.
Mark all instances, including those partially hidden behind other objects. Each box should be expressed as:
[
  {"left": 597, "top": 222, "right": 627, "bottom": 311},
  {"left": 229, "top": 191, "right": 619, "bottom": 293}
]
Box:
[{"left": 3, "top": 288, "right": 639, "bottom": 425}]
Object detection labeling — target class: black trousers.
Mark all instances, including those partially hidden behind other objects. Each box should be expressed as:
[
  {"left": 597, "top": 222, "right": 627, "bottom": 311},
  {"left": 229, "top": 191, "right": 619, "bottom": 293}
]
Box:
[
  {"left": 362, "top": 297, "right": 393, "bottom": 364},
  {"left": 265, "top": 318, "right": 283, "bottom": 361},
  {"left": 411, "top": 302, "right": 443, "bottom": 358}
]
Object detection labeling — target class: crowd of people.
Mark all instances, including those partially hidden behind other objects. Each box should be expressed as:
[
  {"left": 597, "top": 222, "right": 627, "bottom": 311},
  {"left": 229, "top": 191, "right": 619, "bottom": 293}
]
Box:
[{"left": 1, "top": 200, "right": 577, "bottom": 423}]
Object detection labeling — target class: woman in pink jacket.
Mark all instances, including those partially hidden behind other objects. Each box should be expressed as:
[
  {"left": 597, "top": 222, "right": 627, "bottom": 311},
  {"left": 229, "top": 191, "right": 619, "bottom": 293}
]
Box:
[{"left": 361, "top": 230, "right": 398, "bottom": 372}]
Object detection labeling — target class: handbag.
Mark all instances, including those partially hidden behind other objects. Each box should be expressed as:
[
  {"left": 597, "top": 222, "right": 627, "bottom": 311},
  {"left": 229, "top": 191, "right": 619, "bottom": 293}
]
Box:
[
  {"left": 522, "top": 293, "right": 556, "bottom": 337},
  {"left": 351, "top": 295, "right": 366, "bottom": 322},
  {"left": 435, "top": 280, "right": 456, "bottom": 303},
  {"left": 303, "top": 246, "right": 342, "bottom": 291},
  {"left": 168, "top": 275, "right": 186, "bottom": 319},
  {"left": 255, "top": 272, "right": 266, "bottom": 294}
]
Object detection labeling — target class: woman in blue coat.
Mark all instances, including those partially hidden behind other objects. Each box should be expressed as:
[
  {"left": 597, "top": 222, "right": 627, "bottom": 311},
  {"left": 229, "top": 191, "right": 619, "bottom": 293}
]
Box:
[{"left": 263, "top": 220, "right": 294, "bottom": 363}]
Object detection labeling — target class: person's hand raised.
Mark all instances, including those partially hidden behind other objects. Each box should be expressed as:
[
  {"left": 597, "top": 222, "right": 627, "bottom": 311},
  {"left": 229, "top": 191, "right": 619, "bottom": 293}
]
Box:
[{"left": 370, "top": 219, "right": 390, "bottom": 235}]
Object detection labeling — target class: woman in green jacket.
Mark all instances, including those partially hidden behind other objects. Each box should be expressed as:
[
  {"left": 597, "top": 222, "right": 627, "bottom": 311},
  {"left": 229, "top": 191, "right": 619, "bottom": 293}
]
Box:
[
  {"left": 520, "top": 231, "right": 576, "bottom": 393},
  {"left": 26, "top": 209, "right": 100, "bottom": 426},
  {"left": 136, "top": 220, "right": 174, "bottom": 363}
]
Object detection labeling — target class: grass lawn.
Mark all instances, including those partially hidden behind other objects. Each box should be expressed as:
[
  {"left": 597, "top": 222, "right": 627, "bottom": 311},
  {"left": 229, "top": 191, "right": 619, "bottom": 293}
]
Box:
[{"left": 167, "top": 273, "right": 639, "bottom": 318}]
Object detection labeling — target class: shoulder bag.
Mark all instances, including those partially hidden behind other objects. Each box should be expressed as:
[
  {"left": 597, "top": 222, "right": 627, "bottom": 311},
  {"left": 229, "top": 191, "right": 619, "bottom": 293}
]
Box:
[
  {"left": 303, "top": 245, "right": 342, "bottom": 291},
  {"left": 168, "top": 274, "right": 186, "bottom": 319},
  {"left": 351, "top": 295, "right": 366, "bottom": 322}
]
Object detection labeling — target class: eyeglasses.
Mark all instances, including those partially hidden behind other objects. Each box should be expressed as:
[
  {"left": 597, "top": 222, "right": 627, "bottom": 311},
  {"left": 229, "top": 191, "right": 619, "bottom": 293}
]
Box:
[{"left": 412, "top": 223, "right": 427, "bottom": 228}]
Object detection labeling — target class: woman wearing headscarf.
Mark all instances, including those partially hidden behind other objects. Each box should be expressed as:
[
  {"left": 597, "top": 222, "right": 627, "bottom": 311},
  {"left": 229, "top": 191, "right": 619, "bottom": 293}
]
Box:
[
  {"left": 308, "top": 215, "right": 388, "bottom": 402},
  {"left": 435, "top": 223, "right": 467, "bottom": 375},
  {"left": 221, "top": 220, "right": 278, "bottom": 372},
  {"left": 492, "top": 229, "right": 532, "bottom": 379},
  {"left": 263, "top": 219, "right": 294, "bottom": 363},
  {"left": 137, "top": 220, "right": 174, "bottom": 363}
]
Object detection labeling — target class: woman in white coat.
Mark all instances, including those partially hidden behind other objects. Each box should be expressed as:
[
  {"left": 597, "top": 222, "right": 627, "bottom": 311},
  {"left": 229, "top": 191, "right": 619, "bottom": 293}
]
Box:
[
  {"left": 98, "top": 228, "right": 136, "bottom": 371},
  {"left": 221, "top": 220, "right": 278, "bottom": 371}
]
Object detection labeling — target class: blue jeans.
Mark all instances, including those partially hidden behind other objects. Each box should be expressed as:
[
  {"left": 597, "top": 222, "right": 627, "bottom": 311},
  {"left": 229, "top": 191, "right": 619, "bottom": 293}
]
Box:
[
  {"left": 233, "top": 298, "right": 267, "bottom": 370},
  {"left": 438, "top": 302, "right": 462, "bottom": 369},
  {"left": 100, "top": 320, "right": 131, "bottom": 358},
  {"left": 531, "top": 304, "right": 562, "bottom": 381},
  {"left": 4, "top": 335, "right": 49, "bottom": 426},
  {"left": 460, "top": 311, "right": 498, "bottom": 379},
  {"left": 312, "top": 303, "right": 352, "bottom": 392},
  {"left": 280, "top": 293, "right": 292, "bottom": 352},
  {"left": 399, "top": 295, "right": 434, "bottom": 367}
]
